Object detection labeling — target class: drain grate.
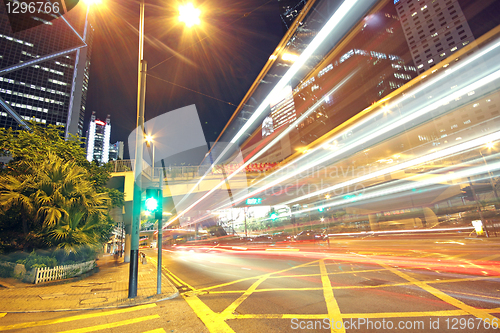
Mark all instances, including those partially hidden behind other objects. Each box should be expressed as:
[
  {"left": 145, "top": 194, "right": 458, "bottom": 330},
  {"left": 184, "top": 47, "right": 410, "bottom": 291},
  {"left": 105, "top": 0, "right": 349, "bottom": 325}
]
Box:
[{"left": 177, "top": 285, "right": 192, "bottom": 293}]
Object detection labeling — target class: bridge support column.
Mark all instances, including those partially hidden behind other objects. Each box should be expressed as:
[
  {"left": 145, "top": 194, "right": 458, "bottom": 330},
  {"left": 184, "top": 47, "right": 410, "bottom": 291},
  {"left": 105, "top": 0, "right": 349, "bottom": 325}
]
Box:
[
  {"left": 368, "top": 214, "right": 379, "bottom": 231},
  {"left": 423, "top": 207, "right": 438, "bottom": 227}
]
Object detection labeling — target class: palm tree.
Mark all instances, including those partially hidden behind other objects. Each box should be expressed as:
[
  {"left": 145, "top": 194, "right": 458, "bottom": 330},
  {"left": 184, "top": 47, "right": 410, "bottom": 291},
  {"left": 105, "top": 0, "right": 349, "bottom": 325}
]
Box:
[{"left": 0, "top": 152, "right": 111, "bottom": 249}]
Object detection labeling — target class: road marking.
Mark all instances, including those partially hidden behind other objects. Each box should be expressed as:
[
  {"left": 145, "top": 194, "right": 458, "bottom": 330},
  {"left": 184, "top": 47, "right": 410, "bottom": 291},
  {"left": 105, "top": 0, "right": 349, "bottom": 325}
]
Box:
[
  {"left": 142, "top": 328, "right": 166, "bottom": 333},
  {"left": 199, "top": 259, "right": 321, "bottom": 292},
  {"left": 57, "top": 314, "right": 160, "bottom": 333},
  {"left": 268, "top": 268, "right": 390, "bottom": 279},
  {"left": 265, "top": 248, "right": 300, "bottom": 251},
  {"left": 205, "top": 275, "right": 498, "bottom": 294},
  {"left": 0, "top": 303, "right": 157, "bottom": 331},
  {"left": 183, "top": 294, "right": 235, "bottom": 333},
  {"left": 478, "top": 253, "right": 500, "bottom": 261},
  {"left": 149, "top": 257, "right": 195, "bottom": 291},
  {"left": 377, "top": 261, "right": 499, "bottom": 322},
  {"left": 319, "top": 260, "right": 345, "bottom": 333},
  {"left": 0, "top": 313, "right": 6, "bottom": 318},
  {"left": 221, "top": 275, "right": 270, "bottom": 317},
  {"left": 225, "top": 307, "right": 500, "bottom": 320}
]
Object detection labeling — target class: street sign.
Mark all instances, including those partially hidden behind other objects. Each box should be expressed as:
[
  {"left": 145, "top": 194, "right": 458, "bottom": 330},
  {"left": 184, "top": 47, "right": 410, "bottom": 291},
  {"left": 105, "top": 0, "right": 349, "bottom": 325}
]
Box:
[{"left": 246, "top": 197, "right": 262, "bottom": 205}]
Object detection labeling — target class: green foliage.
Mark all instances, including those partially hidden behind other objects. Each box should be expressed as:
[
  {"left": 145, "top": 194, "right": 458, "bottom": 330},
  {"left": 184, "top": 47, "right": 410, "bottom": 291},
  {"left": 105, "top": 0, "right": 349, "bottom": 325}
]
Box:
[
  {"left": 16, "top": 251, "right": 57, "bottom": 270},
  {"left": 0, "top": 122, "right": 123, "bottom": 253},
  {"left": 0, "top": 265, "right": 13, "bottom": 278}
]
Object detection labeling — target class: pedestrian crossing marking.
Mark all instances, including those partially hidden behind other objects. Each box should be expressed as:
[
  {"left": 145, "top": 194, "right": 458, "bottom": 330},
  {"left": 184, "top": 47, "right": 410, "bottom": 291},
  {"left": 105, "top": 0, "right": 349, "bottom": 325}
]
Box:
[
  {"left": 57, "top": 314, "right": 160, "bottom": 333},
  {"left": 0, "top": 303, "right": 156, "bottom": 331}
]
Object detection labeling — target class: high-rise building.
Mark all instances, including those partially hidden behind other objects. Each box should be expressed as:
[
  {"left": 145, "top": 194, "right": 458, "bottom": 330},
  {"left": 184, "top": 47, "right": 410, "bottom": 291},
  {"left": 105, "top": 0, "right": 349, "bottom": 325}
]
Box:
[
  {"left": 86, "top": 112, "right": 111, "bottom": 164},
  {"left": 0, "top": 3, "right": 93, "bottom": 137},
  {"left": 278, "top": 0, "right": 307, "bottom": 32},
  {"left": 394, "top": 0, "right": 474, "bottom": 74},
  {"left": 109, "top": 141, "right": 124, "bottom": 161},
  {"left": 293, "top": 2, "right": 416, "bottom": 146}
]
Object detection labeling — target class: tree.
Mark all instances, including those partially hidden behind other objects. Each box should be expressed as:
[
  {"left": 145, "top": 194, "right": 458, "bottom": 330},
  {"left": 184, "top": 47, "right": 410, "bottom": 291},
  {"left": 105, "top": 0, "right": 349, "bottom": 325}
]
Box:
[{"left": 0, "top": 123, "right": 122, "bottom": 252}]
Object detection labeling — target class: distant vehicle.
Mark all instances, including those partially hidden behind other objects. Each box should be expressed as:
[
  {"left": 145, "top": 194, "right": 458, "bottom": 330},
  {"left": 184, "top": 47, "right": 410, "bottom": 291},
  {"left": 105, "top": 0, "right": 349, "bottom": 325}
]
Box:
[
  {"left": 293, "top": 230, "right": 326, "bottom": 241},
  {"left": 249, "top": 234, "right": 273, "bottom": 243},
  {"left": 272, "top": 232, "right": 292, "bottom": 242}
]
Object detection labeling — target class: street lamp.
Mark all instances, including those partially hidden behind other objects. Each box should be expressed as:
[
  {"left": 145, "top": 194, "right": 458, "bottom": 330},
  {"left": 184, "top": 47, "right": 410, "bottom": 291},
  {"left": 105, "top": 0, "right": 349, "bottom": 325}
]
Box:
[
  {"left": 145, "top": 134, "right": 155, "bottom": 178},
  {"left": 129, "top": 0, "right": 201, "bottom": 298}
]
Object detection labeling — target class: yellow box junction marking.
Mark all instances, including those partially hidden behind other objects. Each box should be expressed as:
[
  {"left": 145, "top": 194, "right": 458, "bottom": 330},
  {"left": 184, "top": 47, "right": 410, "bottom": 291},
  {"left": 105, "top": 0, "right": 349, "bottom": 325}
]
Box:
[
  {"left": 376, "top": 261, "right": 499, "bottom": 323},
  {"left": 57, "top": 315, "right": 160, "bottom": 333},
  {"left": 0, "top": 303, "right": 157, "bottom": 331},
  {"left": 319, "top": 260, "right": 345, "bottom": 333},
  {"left": 151, "top": 250, "right": 500, "bottom": 333}
]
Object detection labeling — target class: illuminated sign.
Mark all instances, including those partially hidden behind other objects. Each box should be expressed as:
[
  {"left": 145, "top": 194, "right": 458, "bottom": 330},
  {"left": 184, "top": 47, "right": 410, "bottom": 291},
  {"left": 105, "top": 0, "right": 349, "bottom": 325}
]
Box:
[
  {"left": 246, "top": 198, "right": 262, "bottom": 205},
  {"left": 95, "top": 120, "right": 106, "bottom": 126}
]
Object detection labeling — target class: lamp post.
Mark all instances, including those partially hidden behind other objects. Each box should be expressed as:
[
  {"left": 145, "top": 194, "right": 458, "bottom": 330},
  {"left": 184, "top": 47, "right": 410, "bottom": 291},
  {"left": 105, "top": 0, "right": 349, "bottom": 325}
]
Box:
[{"left": 129, "top": 0, "right": 201, "bottom": 299}]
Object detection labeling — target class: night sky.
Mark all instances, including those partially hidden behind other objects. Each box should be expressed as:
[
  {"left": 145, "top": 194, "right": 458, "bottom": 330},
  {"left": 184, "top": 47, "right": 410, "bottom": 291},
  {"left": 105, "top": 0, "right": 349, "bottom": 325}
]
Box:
[{"left": 83, "top": 0, "right": 285, "bottom": 159}]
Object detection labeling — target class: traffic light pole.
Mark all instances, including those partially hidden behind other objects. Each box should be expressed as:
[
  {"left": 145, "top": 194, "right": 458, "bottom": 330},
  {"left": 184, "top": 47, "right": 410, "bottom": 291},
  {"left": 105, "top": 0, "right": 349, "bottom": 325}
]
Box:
[
  {"left": 156, "top": 188, "right": 163, "bottom": 294},
  {"left": 129, "top": 0, "right": 146, "bottom": 299}
]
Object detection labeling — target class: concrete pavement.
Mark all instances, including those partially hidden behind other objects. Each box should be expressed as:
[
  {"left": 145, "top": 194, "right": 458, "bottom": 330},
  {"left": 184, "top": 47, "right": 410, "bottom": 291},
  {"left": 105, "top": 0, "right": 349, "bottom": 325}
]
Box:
[{"left": 0, "top": 250, "right": 178, "bottom": 312}]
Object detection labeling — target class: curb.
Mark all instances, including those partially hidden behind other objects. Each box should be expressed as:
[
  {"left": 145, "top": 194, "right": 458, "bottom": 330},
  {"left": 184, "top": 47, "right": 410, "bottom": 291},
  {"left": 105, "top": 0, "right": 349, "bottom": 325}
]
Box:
[{"left": 0, "top": 290, "right": 180, "bottom": 313}]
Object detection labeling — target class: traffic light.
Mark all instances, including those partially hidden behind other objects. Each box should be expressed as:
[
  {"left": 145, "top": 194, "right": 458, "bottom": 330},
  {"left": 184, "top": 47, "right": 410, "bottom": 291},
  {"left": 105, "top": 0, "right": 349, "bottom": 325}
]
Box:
[
  {"left": 270, "top": 210, "right": 278, "bottom": 221},
  {"left": 145, "top": 188, "right": 162, "bottom": 219},
  {"left": 145, "top": 189, "right": 159, "bottom": 211},
  {"left": 318, "top": 207, "right": 324, "bottom": 212}
]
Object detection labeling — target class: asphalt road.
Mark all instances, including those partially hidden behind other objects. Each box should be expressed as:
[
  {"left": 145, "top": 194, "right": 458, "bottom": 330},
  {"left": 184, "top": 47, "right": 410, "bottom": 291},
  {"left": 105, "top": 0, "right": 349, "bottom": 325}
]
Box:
[
  {"left": 158, "top": 236, "right": 500, "bottom": 332},
  {"left": 1, "top": 236, "right": 499, "bottom": 332}
]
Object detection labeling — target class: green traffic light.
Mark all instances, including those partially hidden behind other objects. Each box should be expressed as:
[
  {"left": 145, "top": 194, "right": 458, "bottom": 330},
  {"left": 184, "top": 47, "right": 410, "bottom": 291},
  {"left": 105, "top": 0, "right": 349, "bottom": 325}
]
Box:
[
  {"left": 145, "top": 197, "right": 158, "bottom": 211},
  {"left": 270, "top": 212, "right": 278, "bottom": 220}
]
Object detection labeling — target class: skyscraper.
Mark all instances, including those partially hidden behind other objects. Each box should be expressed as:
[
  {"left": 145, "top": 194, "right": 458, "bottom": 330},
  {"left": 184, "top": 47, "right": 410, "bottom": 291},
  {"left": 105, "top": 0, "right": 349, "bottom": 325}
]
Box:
[
  {"left": 394, "top": 0, "right": 474, "bottom": 74},
  {"left": 109, "top": 141, "right": 124, "bottom": 161},
  {"left": 0, "top": 2, "right": 93, "bottom": 137},
  {"left": 86, "top": 112, "right": 110, "bottom": 164},
  {"left": 278, "top": 0, "right": 307, "bottom": 32}
]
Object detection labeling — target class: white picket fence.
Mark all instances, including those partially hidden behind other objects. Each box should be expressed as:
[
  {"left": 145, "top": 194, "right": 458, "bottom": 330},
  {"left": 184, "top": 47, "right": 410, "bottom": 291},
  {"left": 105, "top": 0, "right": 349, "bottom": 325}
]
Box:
[{"left": 34, "top": 260, "right": 96, "bottom": 284}]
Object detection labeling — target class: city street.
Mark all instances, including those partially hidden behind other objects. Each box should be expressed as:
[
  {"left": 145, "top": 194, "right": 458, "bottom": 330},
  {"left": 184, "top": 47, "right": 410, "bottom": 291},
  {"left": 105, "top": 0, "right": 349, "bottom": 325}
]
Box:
[
  {"left": 0, "top": 236, "right": 499, "bottom": 332},
  {"left": 157, "top": 236, "right": 500, "bottom": 332}
]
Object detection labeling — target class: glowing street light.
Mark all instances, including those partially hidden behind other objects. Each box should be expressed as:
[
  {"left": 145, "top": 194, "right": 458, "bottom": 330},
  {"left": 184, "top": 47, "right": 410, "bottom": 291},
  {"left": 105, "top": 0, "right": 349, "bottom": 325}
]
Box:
[
  {"left": 179, "top": 3, "right": 201, "bottom": 28},
  {"left": 129, "top": 0, "right": 202, "bottom": 299}
]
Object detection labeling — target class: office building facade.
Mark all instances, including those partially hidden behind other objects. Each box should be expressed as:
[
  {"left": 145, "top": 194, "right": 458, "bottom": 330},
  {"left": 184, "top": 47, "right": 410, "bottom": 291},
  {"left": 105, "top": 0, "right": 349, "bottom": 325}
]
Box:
[
  {"left": 395, "top": 0, "right": 474, "bottom": 74},
  {"left": 0, "top": 3, "right": 93, "bottom": 137},
  {"left": 86, "top": 112, "right": 110, "bottom": 164}
]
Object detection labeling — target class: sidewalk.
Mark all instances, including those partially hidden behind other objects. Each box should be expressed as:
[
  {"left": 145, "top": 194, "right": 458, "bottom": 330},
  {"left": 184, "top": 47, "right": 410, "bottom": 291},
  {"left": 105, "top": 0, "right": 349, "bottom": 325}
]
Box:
[{"left": 0, "top": 250, "right": 178, "bottom": 312}]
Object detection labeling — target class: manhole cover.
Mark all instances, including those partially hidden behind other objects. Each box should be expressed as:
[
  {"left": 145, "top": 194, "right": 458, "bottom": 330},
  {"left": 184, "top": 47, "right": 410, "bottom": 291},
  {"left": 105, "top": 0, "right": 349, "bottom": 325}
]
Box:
[
  {"left": 358, "top": 279, "right": 388, "bottom": 287},
  {"left": 80, "top": 297, "right": 108, "bottom": 305}
]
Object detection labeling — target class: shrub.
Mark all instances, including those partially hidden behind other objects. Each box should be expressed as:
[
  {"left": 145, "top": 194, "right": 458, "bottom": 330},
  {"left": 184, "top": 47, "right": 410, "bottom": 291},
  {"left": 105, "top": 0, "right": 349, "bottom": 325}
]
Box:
[
  {"left": 0, "top": 265, "right": 13, "bottom": 278},
  {"left": 16, "top": 251, "right": 57, "bottom": 270}
]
